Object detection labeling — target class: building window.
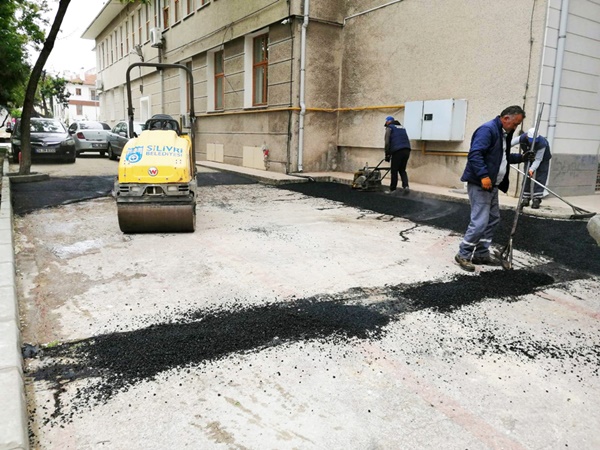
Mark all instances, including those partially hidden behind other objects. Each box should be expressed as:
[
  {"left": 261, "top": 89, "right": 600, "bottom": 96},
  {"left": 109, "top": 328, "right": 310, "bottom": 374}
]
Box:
[
  {"left": 113, "top": 31, "right": 118, "bottom": 62},
  {"left": 174, "top": 0, "right": 180, "bottom": 22},
  {"left": 154, "top": 0, "right": 159, "bottom": 27},
  {"left": 145, "top": 4, "right": 151, "bottom": 40},
  {"left": 199, "top": 0, "right": 208, "bottom": 6},
  {"left": 131, "top": 15, "right": 135, "bottom": 48},
  {"left": 125, "top": 22, "right": 130, "bottom": 54},
  {"left": 163, "top": 1, "right": 170, "bottom": 28},
  {"left": 214, "top": 51, "right": 224, "bottom": 110},
  {"left": 76, "top": 104, "right": 83, "bottom": 115},
  {"left": 253, "top": 34, "right": 268, "bottom": 106},
  {"left": 138, "top": 9, "right": 143, "bottom": 43},
  {"left": 76, "top": 88, "right": 82, "bottom": 96},
  {"left": 119, "top": 26, "right": 124, "bottom": 58},
  {"left": 91, "top": 90, "right": 98, "bottom": 101},
  {"left": 186, "top": 0, "right": 194, "bottom": 15}
]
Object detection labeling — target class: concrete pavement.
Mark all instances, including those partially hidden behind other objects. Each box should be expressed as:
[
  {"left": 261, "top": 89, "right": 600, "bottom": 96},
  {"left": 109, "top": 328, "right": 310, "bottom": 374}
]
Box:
[
  {"left": 0, "top": 158, "right": 28, "bottom": 450},
  {"left": 0, "top": 158, "right": 598, "bottom": 449}
]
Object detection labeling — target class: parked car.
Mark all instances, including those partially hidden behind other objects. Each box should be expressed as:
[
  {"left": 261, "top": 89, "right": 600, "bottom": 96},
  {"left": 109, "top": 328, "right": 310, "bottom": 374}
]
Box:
[
  {"left": 0, "top": 123, "right": 11, "bottom": 155},
  {"left": 0, "top": 122, "right": 11, "bottom": 144},
  {"left": 10, "top": 118, "right": 76, "bottom": 164},
  {"left": 67, "top": 121, "right": 111, "bottom": 157},
  {"left": 107, "top": 120, "right": 145, "bottom": 160}
]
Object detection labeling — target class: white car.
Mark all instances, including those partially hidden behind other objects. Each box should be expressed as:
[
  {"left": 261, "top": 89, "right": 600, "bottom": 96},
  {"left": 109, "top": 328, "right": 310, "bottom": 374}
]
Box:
[
  {"left": 67, "top": 121, "right": 111, "bottom": 157},
  {"left": 0, "top": 112, "right": 12, "bottom": 153}
]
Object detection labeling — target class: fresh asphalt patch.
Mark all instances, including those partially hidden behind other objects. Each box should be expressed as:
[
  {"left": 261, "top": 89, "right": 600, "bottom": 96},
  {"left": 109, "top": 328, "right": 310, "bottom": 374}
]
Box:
[
  {"left": 27, "top": 268, "right": 581, "bottom": 426},
  {"left": 11, "top": 176, "right": 115, "bottom": 215},
  {"left": 11, "top": 172, "right": 256, "bottom": 216},
  {"left": 280, "top": 182, "right": 600, "bottom": 276},
  {"left": 196, "top": 171, "right": 257, "bottom": 186}
]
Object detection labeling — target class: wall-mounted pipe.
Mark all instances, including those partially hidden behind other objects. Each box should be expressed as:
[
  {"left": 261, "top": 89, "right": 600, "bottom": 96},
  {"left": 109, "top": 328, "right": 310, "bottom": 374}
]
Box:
[
  {"left": 297, "top": 0, "right": 310, "bottom": 173},
  {"left": 344, "top": 0, "right": 405, "bottom": 25},
  {"left": 193, "top": 104, "right": 405, "bottom": 118},
  {"left": 547, "top": 0, "right": 570, "bottom": 150}
]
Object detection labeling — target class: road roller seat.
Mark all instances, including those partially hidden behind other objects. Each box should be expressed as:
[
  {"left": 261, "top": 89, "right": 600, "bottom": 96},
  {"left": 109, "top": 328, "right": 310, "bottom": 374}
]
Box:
[{"left": 145, "top": 114, "right": 181, "bottom": 135}]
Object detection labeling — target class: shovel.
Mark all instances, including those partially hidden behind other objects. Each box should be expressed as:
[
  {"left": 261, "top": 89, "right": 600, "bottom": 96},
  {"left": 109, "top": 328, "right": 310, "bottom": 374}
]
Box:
[
  {"left": 495, "top": 104, "right": 544, "bottom": 270},
  {"left": 512, "top": 166, "right": 596, "bottom": 220}
]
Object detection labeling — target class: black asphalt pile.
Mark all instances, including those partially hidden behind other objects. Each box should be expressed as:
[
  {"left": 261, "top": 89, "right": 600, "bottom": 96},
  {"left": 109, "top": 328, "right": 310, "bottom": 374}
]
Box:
[
  {"left": 11, "top": 176, "right": 114, "bottom": 215},
  {"left": 27, "top": 269, "right": 561, "bottom": 424},
  {"left": 398, "top": 269, "right": 554, "bottom": 312},
  {"left": 196, "top": 171, "right": 257, "bottom": 186},
  {"left": 279, "top": 182, "right": 600, "bottom": 276}
]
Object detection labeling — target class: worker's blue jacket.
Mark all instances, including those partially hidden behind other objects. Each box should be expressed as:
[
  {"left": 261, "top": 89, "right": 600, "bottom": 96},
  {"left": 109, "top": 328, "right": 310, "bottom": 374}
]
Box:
[
  {"left": 460, "top": 116, "right": 523, "bottom": 193},
  {"left": 385, "top": 124, "right": 411, "bottom": 154}
]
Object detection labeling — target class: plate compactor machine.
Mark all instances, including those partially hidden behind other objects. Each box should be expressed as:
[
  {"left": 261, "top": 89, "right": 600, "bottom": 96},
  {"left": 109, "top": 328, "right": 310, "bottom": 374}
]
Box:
[
  {"left": 113, "top": 62, "right": 197, "bottom": 233},
  {"left": 352, "top": 160, "right": 390, "bottom": 191}
]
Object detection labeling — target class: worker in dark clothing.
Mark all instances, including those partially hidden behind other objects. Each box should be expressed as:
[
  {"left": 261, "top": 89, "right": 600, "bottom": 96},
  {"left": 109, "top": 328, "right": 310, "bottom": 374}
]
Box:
[
  {"left": 384, "top": 116, "right": 411, "bottom": 193},
  {"left": 455, "top": 105, "right": 535, "bottom": 272},
  {"left": 511, "top": 128, "right": 552, "bottom": 209}
]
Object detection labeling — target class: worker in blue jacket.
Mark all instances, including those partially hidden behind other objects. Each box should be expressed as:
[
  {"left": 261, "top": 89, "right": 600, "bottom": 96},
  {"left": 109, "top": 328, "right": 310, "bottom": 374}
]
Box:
[
  {"left": 455, "top": 105, "right": 535, "bottom": 272},
  {"left": 384, "top": 116, "right": 412, "bottom": 192},
  {"left": 511, "top": 128, "right": 552, "bottom": 209}
]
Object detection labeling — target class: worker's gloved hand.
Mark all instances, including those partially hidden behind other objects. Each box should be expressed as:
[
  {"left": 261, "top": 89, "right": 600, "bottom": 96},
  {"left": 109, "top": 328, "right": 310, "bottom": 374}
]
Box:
[
  {"left": 481, "top": 176, "right": 493, "bottom": 191},
  {"left": 528, "top": 169, "right": 534, "bottom": 177},
  {"left": 384, "top": 154, "right": 391, "bottom": 162},
  {"left": 522, "top": 151, "right": 535, "bottom": 162}
]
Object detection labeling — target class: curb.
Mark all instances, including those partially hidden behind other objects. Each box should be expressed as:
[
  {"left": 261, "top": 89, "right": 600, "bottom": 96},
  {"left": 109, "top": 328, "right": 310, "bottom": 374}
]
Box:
[
  {"left": 5, "top": 172, "right": 50, "bottom": 184},
  {"left": 0, "top": 158, "right": 29, "bottom": 450}
]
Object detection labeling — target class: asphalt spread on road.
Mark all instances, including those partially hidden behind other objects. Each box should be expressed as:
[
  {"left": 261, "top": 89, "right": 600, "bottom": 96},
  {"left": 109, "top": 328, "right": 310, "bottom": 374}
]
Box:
[{"left": 18, "top": 179, "right": 600, "bottom": 426}]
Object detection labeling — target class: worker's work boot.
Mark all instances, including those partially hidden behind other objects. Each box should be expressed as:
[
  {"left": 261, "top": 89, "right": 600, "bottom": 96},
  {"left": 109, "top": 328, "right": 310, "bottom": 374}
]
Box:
[
  {"left": 531, "top": 198, "right": 541, "bottom": 209},
  {"left": 455, "top": 254, "right": 475, "bottom": 272},
  {"left": 520, "top": 199, "right": 530, "bottom": 209},
  {"left": 471, "top": 254, "right": 502, "bottom": 266}
]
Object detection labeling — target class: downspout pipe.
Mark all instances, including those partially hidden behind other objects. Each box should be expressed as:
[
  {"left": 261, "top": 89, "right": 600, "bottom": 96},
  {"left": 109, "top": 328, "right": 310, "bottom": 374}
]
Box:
[
  {"left": 547, "top": 0, "right": 569, "bottom": 149},
  {"left": 297, "top": 0, "right": 310, "bottom": 172}
]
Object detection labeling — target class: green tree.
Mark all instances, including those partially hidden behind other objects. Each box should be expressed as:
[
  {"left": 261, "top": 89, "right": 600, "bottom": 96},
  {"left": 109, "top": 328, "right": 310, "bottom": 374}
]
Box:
[
  {"left": 38, "top": 71, "right": 70, "bottom": 118},
  {"left": 18, "top": 0, "right": 146, "bottom": 173},
  {"left": 0, "top": 0, "right": 46, "bottom": 109},
  {"left": 19, "top": 0, "right": 69, "bottom": 173}
]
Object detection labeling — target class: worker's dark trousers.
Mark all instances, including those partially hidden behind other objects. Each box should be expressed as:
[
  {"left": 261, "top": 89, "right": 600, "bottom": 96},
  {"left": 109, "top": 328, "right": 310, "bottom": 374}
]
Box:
[
  {"left": 390, "top": 148, "right": 411, "bottom": 191},
  {"left": 522, "top": 160, "right": 550, "bottom": 200}
]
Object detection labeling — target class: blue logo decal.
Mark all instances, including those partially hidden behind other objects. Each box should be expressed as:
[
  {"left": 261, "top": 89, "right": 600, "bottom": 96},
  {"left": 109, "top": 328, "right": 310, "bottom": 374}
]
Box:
[{"left": 125, "top": 146, "right": 143, "bottom": 163}]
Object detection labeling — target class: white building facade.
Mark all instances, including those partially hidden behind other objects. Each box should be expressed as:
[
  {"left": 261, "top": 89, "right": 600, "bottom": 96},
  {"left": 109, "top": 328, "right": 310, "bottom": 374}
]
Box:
[{"left": 53, "top": 70, "right": 101, "bottom": 125}]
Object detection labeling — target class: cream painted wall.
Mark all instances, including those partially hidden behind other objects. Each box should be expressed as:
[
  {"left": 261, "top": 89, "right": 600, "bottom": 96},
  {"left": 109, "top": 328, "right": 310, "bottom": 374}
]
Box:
[
  {"left": 92, "top": 0, "right": 599, "bottom": 194},
  {"left": 337, "top": 0, "right": 548, "bottom": 188}
]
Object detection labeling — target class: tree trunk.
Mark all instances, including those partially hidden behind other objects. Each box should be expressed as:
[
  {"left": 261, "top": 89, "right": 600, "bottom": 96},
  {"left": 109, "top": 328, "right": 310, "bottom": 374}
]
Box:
[{"left": 19, "top": 0, "right": 71, "bottom": 175}]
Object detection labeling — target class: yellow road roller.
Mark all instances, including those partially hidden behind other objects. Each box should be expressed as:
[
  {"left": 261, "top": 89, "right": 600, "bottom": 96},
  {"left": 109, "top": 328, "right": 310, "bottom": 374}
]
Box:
[{"left": 113, "top": 62, "right": 197, "bottom": 233}]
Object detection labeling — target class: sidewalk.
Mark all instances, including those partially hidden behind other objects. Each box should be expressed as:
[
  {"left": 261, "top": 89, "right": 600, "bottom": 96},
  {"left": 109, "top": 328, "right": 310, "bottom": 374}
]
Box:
[{"left": 0, "top": 158, "right": 29, "bottom": 450}]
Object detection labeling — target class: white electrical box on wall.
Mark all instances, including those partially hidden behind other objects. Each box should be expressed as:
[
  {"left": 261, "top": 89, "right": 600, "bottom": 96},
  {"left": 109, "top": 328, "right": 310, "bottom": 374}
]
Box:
[{"left": 404, "top": 99, "right": 467, "bottom": 141}]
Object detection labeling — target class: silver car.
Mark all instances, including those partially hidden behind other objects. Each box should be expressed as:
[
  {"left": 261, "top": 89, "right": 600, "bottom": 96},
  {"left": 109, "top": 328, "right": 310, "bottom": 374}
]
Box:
[
  {"left": 67, "top": 121, "right": 111, "bottom": 157},
  {"left": 107, "top": 121, "right": 145, "bottom": 160}
]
